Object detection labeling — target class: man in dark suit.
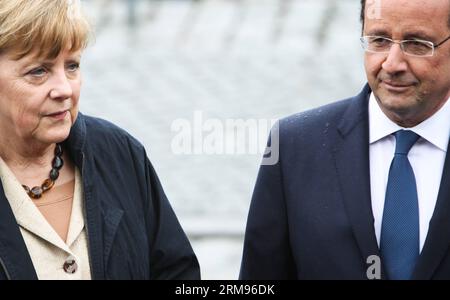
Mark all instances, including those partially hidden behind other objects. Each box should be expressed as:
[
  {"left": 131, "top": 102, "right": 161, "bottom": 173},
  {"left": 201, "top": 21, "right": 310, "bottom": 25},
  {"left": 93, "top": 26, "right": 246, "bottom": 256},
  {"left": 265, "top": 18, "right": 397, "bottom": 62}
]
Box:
[{"left": 240, "top": 0, "right": 450, "bottom": 280}]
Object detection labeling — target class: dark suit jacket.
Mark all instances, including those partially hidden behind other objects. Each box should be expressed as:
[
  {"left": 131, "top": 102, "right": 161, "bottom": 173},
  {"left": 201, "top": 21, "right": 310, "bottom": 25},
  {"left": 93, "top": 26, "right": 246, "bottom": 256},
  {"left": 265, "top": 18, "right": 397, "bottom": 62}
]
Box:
[{"left": 240, "top": 84, "right": 450, "bottom": 279}]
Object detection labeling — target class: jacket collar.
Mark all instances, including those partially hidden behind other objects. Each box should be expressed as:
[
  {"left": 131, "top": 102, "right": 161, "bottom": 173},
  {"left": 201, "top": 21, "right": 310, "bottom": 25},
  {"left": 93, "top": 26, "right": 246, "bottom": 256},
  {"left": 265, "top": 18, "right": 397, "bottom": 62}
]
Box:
[
  {"left": 336, "top": 84, "right": 372, "bottom": 138},
  {"left": 64, "top": 113, "right": 107, "bottom": 279},
  {"left": 64, "top": 112, "right": 87, "bottom": 168},
  {"left": 333, "top": 84, "right": 387, "bottom": 279},
  {"left": 64, "top": 113, "right": 124, "bottom": 280}
]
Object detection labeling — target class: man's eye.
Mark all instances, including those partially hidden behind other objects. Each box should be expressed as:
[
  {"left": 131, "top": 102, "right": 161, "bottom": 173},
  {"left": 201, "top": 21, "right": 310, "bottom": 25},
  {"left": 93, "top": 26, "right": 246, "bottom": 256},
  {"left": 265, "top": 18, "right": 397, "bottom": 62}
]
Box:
[
  {"left": 408, "top": 41, "right": 430, "bottom": 48},
  {"left": 372, "top": 38, "right": 389, "bottom": 45},
  {"left": 404, "top": 40, "right": 433, "bottom": 55}
]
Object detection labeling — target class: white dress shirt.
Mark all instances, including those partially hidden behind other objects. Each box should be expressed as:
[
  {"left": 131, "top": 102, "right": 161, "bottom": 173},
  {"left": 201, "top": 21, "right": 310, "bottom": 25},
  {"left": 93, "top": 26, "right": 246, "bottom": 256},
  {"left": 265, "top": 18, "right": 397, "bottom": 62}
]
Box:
[{"left": 369, "top": 93, "right": 450, "bottom": 252}]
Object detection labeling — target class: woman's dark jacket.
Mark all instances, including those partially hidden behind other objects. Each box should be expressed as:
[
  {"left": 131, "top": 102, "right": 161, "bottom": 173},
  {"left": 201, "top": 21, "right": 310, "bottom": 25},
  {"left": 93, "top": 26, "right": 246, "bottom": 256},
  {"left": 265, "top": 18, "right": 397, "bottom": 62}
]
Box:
[{"left": 0, "top": 113, "right": 200, "bottom": 279}]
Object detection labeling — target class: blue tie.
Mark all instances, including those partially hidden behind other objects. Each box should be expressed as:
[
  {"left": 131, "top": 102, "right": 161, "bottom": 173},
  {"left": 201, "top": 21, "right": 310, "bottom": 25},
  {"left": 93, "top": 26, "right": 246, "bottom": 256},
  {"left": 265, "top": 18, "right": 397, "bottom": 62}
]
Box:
[{"left": 380, "top": 130, "right": 420, "bottom": 280}]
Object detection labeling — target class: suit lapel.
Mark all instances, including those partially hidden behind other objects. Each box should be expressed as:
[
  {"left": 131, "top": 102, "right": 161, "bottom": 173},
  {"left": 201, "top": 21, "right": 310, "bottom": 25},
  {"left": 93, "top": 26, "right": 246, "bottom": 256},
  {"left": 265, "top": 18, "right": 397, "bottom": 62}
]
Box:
[
  {"left": 332, "top": 85, "right": 384, "bottom": 278},
  {"left": 412, "top": 140, "right": 450, "bottom": 279}
]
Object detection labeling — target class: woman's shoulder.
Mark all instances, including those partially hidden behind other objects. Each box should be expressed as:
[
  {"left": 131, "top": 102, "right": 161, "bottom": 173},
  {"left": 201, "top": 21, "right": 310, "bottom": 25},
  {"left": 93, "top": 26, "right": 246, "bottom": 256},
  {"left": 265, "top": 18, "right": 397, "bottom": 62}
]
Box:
[{"left": 77, "top": 113, "right": 145, "bottom": 153}]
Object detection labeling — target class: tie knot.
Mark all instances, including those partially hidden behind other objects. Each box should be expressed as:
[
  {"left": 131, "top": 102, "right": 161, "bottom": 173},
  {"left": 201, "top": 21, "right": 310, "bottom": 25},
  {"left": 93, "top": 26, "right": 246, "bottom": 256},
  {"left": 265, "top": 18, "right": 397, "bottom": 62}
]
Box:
[{"left": 394, "top": 130, "right": 419, "bottom": 155}]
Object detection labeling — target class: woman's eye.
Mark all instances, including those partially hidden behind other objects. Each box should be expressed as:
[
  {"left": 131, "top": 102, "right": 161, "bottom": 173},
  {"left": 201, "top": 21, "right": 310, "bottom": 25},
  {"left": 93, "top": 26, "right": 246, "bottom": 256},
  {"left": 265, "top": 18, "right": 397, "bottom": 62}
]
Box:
[
  {"left": 67, "top": 63, "right": 80, "bottom": 72},
  {"left": 28, "top": 67, "right": 47, "bottom": 77}
]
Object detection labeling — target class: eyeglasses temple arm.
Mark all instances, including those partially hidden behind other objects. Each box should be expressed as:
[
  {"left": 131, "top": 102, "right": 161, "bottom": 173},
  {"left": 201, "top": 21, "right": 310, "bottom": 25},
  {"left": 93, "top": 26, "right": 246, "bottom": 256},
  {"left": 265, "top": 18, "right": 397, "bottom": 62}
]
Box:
[{"left": 435, "top": 35, "right": 450, "bottom": 48}]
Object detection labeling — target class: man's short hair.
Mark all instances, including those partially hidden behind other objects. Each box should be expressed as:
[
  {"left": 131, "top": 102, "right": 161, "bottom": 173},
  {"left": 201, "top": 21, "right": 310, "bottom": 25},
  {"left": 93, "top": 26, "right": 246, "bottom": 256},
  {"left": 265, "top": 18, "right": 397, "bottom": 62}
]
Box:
[{"left": 360, "top": 0, "right": 450, "bottom": 31}]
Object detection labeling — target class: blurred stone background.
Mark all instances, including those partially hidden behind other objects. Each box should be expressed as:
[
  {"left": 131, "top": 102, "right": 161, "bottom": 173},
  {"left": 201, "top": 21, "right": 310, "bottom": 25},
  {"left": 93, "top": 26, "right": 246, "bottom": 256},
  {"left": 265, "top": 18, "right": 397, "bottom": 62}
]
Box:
[{"left": 79, "top": 0, "right": 366, "bottom": 279}]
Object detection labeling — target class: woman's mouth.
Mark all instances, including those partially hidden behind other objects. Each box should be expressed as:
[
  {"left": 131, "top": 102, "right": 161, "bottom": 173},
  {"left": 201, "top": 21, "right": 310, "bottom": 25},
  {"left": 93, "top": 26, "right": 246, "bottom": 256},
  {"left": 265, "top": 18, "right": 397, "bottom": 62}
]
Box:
[{"left": 46, "top": 110, "right": 68, "bottom": 120}]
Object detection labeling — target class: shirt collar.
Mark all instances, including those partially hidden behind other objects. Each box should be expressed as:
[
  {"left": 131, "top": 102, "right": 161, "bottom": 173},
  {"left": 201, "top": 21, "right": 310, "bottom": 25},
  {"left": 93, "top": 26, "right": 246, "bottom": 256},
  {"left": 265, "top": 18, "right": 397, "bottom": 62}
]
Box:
[{"left": 369, "top": 93, "right": 450, "bottom": 152}]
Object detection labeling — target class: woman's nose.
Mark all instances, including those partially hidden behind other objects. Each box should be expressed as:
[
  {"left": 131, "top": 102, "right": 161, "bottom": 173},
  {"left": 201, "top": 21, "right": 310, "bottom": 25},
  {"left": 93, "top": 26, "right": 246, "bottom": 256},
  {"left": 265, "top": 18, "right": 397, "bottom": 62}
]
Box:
[{"left": 49, "top": 71, "right": 73, "bottom": 100}]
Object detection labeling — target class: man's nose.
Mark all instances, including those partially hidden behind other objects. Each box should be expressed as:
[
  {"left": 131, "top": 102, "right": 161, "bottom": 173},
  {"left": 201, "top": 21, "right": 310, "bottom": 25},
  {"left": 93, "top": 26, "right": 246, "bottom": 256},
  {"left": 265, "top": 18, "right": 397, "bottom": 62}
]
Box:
[
  {"left": 381, "top": 43, "right": 409, "bottom": 74},
  {"left": 49, "top": 71, "right": 73, "bottom": 100}
]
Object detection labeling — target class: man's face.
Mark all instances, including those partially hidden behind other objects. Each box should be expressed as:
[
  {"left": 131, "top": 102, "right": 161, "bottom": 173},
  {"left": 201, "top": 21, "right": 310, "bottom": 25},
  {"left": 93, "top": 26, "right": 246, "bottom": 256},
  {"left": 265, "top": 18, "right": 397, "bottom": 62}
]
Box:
[{"left": 363, "top": 0, "right": 450, "bottom": 127}]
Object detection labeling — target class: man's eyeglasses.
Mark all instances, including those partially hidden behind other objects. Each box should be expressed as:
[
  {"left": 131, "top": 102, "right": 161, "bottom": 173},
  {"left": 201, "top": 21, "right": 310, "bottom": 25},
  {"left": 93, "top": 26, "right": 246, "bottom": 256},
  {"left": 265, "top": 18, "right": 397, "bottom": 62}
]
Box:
[{"left": 360, "top": 35, "right": 450, "bottom": 57}]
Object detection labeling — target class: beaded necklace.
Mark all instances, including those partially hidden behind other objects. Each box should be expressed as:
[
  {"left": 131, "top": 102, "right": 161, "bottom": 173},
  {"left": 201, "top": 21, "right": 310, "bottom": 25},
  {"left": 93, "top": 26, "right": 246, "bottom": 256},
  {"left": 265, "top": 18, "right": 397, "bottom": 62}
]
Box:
[{"left": 22, "top": 143, "right": 64, "bottom": 199}]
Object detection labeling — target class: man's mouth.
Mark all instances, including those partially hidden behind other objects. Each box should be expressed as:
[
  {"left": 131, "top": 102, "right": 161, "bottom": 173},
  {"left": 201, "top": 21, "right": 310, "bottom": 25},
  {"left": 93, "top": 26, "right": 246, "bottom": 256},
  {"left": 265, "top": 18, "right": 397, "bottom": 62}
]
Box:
[{"left": 382, "top": 81, "right": 415, "bottom": 92}]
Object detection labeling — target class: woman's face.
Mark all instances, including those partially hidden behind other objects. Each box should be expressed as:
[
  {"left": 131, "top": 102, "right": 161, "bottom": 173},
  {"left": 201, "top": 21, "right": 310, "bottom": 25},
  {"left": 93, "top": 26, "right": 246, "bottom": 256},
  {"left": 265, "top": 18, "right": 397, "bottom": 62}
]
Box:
[{"left": 0, "top": 49, "right": 82, "bottom": 146}]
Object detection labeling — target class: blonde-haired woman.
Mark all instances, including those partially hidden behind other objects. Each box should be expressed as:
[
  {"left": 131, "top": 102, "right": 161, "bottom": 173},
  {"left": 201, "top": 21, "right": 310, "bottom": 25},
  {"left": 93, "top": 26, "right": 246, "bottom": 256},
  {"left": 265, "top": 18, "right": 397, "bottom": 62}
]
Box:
[{"left": 0, "top": 0, "right": 199, "bottom": 280}]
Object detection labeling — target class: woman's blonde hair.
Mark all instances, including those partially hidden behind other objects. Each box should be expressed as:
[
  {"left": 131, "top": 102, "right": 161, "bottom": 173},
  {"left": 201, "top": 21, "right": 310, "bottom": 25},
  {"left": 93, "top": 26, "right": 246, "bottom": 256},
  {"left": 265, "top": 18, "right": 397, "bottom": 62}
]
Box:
[{"left": 0, "top": 0, "right": 91, "bottom": 60}]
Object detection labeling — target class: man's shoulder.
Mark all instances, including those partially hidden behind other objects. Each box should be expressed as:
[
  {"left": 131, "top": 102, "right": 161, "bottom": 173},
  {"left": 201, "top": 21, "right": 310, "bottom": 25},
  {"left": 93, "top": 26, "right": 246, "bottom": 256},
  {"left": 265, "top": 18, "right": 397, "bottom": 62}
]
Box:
[
  {"left": 279, "top": 97, "right": 353, "bottom": 135},
  {"left": 277, "top": 84, "right": 371, "bottom": 138}
]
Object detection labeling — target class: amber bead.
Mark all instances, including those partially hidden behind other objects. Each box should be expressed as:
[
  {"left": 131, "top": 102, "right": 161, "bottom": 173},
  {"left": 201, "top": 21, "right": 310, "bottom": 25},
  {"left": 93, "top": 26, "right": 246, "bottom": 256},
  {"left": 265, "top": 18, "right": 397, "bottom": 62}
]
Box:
[
  {"left": 22, "top": 185, "right": 31, "bottom": 194},
  {"left": 42, "top": 179, "right": 54, "bottom": 191},
  {"left": 30, "top": 186, "right": 43, "bottom": 199}
]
